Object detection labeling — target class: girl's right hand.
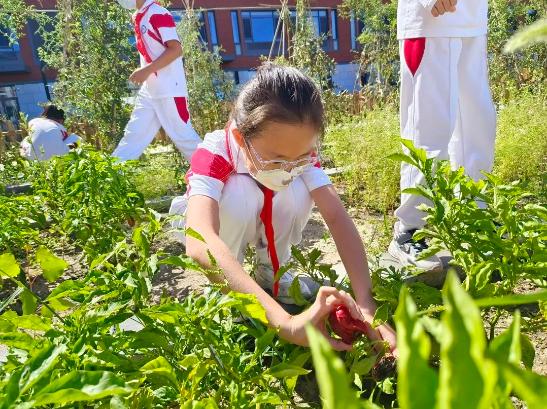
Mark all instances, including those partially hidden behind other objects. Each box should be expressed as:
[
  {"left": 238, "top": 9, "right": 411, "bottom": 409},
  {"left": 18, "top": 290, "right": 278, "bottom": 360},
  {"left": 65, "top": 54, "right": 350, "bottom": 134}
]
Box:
[{"left": 279, "top": 286, "right": 366, "bottom": 351}]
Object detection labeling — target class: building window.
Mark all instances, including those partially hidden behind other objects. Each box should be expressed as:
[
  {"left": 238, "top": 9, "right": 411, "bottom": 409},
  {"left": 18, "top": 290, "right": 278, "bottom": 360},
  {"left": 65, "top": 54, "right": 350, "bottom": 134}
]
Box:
[
  {"left": 171, "top": 10, "right": 208, "bottom": 46},
  {"left": 290, "top": 9, "right": 337, "bottom": 51},
  {"left": 207, "top": 11, "right": 218, "bottom": 49},
  {"left": 330, "top": 10, "right": 338, "bottom": 51},
  {"left": 28, "top": 12, "right": 57, "bottom": 64},
  {"left": 0, "top": 85, "right": 20, "bottom": 128},
  {"left": 0, "top": 30, "right": 21, "bottom": 61},
  {"left": 231, "top": 11, "right": 242, "bottom": 55},
  {"left": 350, "top": 13, "right": 365, "bottom": 51},
  {"left": 241, "top": 10, "right": 280, "bottom": 55}
]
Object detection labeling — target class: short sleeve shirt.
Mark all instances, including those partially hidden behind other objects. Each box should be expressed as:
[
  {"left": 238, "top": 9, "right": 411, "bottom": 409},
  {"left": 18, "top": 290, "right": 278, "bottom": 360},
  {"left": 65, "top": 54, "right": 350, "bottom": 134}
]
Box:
[
  {"left": 22, "top": 117, "right": 70, "bottom": 161},
  {"left": 133, "top": 0, "right": 188, "bottom": 98}
]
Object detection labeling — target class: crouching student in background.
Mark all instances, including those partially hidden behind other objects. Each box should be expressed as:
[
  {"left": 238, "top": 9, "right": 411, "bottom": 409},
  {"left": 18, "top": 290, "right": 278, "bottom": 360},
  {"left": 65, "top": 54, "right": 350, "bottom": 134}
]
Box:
[
  {"left": 169, "top": 63, "right": 398, "bottom": 353},
  {"left": 20, "top": 104, "right": 80, "bottom": 161}
]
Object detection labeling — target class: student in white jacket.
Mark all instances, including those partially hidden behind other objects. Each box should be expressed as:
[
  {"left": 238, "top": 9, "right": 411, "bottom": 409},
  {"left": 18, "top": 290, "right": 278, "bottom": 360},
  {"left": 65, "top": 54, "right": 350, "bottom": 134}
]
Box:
[
  {"left": 112, "top": 0, "right": 201, "bottom": 161},
  {"left": 389, "top": 0, "right": 497, "bottom": 270},
  {"left": 20, "top": 104, "right": 80, "bottom": 161}
]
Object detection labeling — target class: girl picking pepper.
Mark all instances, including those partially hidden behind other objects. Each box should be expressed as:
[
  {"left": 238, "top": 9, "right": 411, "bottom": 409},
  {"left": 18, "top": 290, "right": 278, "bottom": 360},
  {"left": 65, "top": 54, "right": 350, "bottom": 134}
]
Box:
[{"left": 170, "top": 63, "right": 397, "bottom": 354}]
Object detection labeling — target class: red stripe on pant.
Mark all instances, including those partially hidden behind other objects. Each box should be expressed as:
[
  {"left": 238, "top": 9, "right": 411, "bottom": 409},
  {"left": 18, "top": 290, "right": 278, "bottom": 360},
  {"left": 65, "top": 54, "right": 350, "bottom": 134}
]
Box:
[
  {"left": 174, "top": 97, "right": 190, "bottom": 123},
  {"left": 404, "top": 38, "right": 426, "bottom": 76}
]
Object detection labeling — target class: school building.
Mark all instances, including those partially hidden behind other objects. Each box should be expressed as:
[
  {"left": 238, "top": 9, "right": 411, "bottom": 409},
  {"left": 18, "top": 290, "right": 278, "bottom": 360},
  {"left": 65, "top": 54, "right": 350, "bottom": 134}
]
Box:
[{"left": 0, "top": 1, "right": 364, "bottom": 125}]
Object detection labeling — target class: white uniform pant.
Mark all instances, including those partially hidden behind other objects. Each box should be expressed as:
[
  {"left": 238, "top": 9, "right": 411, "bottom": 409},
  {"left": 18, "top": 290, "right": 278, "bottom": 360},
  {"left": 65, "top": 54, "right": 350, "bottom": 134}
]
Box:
[
  {"left": 170, "top": 174, "right": 313, "bottom": 270},
  {"left": 395, "top": 36, "right": 497, "bottom": 232},
  {"left": 112, "top": 93, "right": 201, "bottom": 162}
]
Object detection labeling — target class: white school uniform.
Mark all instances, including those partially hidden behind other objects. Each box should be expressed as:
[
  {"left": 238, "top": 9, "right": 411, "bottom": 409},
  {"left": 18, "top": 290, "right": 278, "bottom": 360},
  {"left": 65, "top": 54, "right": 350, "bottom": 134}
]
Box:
[
  {"left": 394, "top": 0, "right": 496, "bottom": 232},
  {"left": 169, "top": 123, "right": 332, "bottom": 298},
  {"left": 20, "top": 117, "right": 72, "bottom": 161},
  {"left": 112, "top": 0, "right": 200, "bottom": 161}
]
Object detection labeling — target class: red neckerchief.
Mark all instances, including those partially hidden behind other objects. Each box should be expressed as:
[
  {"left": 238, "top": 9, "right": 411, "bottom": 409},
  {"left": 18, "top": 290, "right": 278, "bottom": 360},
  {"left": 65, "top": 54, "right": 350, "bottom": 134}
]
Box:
[
  {"left": 225, "top": 123, "right": 281, "bottom": 298},
  {"left": 133, "top": 1, "right": 158, "bottom": 64}
]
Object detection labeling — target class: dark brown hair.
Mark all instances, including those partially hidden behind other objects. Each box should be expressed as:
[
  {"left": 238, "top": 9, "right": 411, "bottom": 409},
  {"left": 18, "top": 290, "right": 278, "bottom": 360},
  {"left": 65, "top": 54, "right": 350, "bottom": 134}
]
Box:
[
  {"left": 41, "top": 104, "right": 65, "bottom": 122},
  {"left": 231, "top": 63, "right": 325, "bottom": 139}
]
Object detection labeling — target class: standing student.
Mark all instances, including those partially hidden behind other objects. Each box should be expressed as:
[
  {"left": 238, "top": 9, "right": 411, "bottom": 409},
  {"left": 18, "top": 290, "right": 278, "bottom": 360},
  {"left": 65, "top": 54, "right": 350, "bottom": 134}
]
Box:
[
  {"left": 389, "top": 0, "right": 497, "bottom": 269},
  {"left": 113, "top": 0, "right": 201, "bottom": 161},
  {"left": 170, "top": 64, "right": 398, "bottom": 352},
  {"left": 20, "top": 104, "right": 79, "bottom": 161}
]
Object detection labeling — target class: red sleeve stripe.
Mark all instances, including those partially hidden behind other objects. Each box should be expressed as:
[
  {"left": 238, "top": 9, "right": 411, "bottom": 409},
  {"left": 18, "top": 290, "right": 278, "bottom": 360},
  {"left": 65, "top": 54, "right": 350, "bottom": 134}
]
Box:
[
  {"left": 190, "top": 148, "right": 234, "bottom": 183},
  {"left": 149, "top": 13, "right": 176, "bottom": 31}
]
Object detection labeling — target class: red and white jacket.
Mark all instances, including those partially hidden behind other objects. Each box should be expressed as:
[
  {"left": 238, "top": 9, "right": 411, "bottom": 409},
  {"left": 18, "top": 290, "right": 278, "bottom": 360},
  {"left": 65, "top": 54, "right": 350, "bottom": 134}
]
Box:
[{"left": 132, "top": 0, "right": 188, "bottom": 98}]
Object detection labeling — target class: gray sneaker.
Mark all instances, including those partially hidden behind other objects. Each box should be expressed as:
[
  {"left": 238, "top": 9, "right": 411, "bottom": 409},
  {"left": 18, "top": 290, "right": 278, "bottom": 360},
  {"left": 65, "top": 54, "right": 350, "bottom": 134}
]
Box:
[{"left": 387, "top": 229, "right": 443, "bottom": 272}]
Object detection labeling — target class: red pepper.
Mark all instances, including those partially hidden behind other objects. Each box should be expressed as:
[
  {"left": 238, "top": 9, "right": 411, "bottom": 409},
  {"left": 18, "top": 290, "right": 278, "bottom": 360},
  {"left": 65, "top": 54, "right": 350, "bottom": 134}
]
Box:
[{"left": 328, "top": 304, "right": 371, "bottom": 344}]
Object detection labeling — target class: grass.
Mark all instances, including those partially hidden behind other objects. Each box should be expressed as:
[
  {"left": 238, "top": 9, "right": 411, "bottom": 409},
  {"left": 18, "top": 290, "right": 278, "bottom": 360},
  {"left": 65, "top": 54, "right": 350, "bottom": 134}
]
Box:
[
  {"left": 324, "top": 105, "right": 401, "bottom": 213},
  {"left": 493, "top": 93, "right": 547, "bottom": 195},
  {"left": 128, "top": 146, "right": 188, "bottom": 200}
]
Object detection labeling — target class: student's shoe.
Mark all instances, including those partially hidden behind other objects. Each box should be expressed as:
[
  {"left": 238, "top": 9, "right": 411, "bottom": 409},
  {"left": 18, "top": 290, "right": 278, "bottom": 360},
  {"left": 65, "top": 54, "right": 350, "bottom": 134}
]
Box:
[
  {"left": 255, "top": 265, "right": 321, "bottom": 305},
  {"left": 387, "top": 228, "right": 443, "bottom": 272}
]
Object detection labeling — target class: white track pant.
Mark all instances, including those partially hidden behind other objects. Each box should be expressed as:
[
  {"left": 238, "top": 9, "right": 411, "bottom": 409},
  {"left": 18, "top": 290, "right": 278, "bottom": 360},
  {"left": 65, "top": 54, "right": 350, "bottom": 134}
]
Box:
[
  {"left": 395, "top": 36, "right": 497, "bottom": 232},
  {"left": 170, "top": 174, "right": 313, "bottom": 267},
  {"left": 112, "top": 94, "right": 201, "bottom": 162}
]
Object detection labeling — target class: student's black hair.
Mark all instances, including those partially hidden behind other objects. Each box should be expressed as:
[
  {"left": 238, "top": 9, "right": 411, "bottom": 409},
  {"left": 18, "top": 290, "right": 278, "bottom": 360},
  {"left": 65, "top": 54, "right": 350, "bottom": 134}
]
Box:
[
  {"left": 231, "top": 63, "right": 325, "bottom": 139},
  {"left": 41, "top": 104, "right": 65, "bottom": 122}
]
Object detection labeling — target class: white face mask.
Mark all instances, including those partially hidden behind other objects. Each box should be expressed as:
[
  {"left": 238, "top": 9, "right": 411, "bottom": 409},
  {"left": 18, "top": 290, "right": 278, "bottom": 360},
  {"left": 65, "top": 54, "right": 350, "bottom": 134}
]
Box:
[
  {"left": 251, "top": 164, "right": 309, "bottom": 191},
  {"left": 117, "top": 0, "right": 137, "bottom": 9}
]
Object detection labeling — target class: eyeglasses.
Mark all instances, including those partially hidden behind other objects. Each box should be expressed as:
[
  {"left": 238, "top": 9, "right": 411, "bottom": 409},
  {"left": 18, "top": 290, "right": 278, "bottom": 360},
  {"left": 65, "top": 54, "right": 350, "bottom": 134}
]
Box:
[{"left": 244, "top": 138, "right": 320, "bottom": 172}]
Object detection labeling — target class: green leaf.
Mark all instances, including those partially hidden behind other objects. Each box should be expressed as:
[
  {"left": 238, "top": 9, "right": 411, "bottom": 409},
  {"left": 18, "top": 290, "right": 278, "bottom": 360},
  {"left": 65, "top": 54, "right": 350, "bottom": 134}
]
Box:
[
  {"left": 20, "top": 343, "right": 67, "bottom": 394},
  {"left": 504, "top": 18, "right": 547, "bottom": 52},
  {"left": 265, "top": 362, "right": 310, "bottom": 379},
  {"left": 489, "top": 311, "right": 521, "bottom": 366},
  {"left": 502, "top": 363, "right": 547, "bottom": 409},
  {"left": 372, "top": 303, "right": 389, "bottom": 328},
  {"left": 351, "top": 355, "right": 377, "bottom": 376},
  {"left": 288, "top": 276, "right": 310, "bottom": 307},
  {"left": 140, "top": 356, "right": 179, "bottom": 388},
  {"left": 438, "top": 272, "right": 497, "bottom": 409},
  {"left": 36, "top": 247, "right": 68, "bottom": 283},
  {"left": 305, "top": 325, "right": 362, "bottom": 409},
  {"left": 475, "top": 291, "right": 547, "bottom": 308},
  {"left": 185, "top": 227, "right": 206, "bottom": 242},
  {"left": 488, "top": 312, "right": 521, "bottom": 397},
  {"left": 1, "top": 311, "right": 51, "bottom": 331},
  {"left": 520, "top": 334, "right": 536, "bottom": 370},
  {"left": 387, "top": 153, "right": 417, "bottom": 167},
  {"left": 0, "top": 253, "right": 19, "bottom": 278},
  {"left": 250, "top": 392, "right": 283, "bottom": 405},
  {"left": 30, "top": 371, "right": 133, "bottom": 406},
  {"left": 21, "top": 289, "right": 38, "bottom": 315},
  {"left": 227, "top": 292, "right": 268, "bottom": 325},
  {"left": 394, "top": 287, "right": 438, "bottom": 409},
  {"left": 255, "top": 328, "right": 277, "bottom": 355}
]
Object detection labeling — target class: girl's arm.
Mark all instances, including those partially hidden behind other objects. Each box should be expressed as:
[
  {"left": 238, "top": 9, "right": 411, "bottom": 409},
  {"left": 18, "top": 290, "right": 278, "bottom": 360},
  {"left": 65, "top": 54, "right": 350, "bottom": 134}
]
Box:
[
  {"left": 185, "top": 194, "right": 362, "bottom": 351},
  {"left": 129, "top": 40, "right": 182, "bottom": 84},
  {"left": 312, "top": 185, "right": 398, "bottom": 354}
]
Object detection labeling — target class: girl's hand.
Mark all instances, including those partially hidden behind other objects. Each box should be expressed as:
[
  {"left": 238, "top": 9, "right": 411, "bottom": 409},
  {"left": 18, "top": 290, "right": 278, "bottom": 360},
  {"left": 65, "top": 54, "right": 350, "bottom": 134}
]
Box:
[
  {"left": 279, "top": 287, "right": 365, "bottom": 351},
  {"left": 431, "top": 0, "right": 457, "bottom": 17},
  {"left": 358, "top": 307, "right": 399, "bottom": 358},
  {"left": 129, "top": 66, "right": 152, "bottom": 85}
]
